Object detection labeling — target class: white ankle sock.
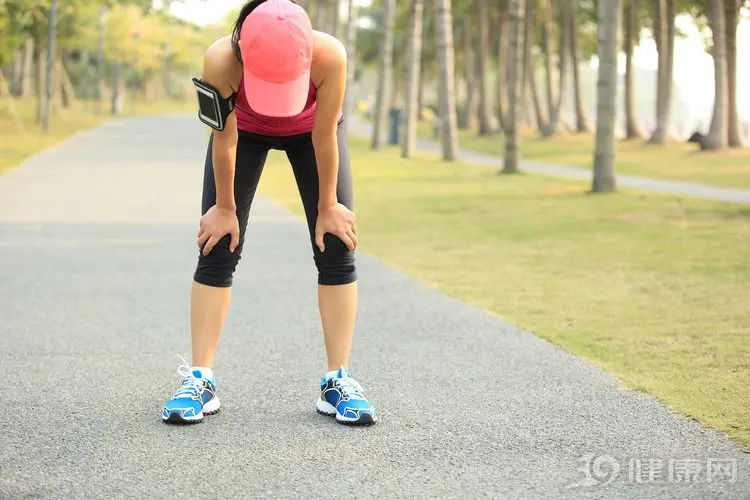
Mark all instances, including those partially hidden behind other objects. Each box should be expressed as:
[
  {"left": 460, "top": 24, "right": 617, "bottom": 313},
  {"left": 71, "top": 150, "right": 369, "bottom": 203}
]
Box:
[
  {"left": 325, "top": 366, "right": 351, "bottom": 381},
  {"left": 192, "top": 366, "right": 213, "bottom": 380}
]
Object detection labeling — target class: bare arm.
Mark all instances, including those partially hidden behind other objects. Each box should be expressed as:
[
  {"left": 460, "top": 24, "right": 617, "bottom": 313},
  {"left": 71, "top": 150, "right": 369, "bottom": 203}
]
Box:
[
  {"left": 310, "top": 39, "right": 358, "bottom": 252},
  {"left": 196, "top": 42, "right": 242, "bottom": 256},
  {"left": 201, "top": 47, "right": 239, "bottom": 212},
  {"left": 311, "top": 39, "right": 347, "bottom": 210}
]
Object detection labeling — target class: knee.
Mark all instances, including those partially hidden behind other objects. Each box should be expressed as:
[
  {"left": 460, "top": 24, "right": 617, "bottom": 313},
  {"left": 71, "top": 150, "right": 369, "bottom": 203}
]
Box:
[
  {"left": 314, "top": 233, "right": 357, "bottom": 286},
  {"left": 193, "top": 235, "right": 242, "bottom": 288}
]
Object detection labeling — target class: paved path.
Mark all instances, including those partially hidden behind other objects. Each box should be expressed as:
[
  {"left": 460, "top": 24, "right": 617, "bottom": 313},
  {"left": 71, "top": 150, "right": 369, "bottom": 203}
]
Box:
[
  {"left": 349, "top": 117, "right": 750, "bottom": 205},
  {"left": 1, "top": 116, "right": 748, "bottom": 499}
]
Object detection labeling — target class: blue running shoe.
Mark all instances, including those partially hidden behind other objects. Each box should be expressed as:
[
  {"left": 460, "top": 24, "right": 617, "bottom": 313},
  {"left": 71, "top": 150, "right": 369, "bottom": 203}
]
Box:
[
  {"left": 162, "top": 357, "right": 220, "bottom": 424},
  {"left": 317, "top": 367, "right": 377, "bottom": 425}
]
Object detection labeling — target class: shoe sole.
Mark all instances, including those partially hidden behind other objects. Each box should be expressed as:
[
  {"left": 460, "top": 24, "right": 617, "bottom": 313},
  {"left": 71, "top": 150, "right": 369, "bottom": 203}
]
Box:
[
  {"left": 162, "top": 397, "right": 221, "bottom": 424},
  {"left": 316, "top": 397, "right": 377, "bottom": 426}
]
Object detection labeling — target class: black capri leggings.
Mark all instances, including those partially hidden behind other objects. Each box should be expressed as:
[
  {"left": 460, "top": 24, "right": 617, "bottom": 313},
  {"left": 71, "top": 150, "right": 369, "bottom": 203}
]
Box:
[{"left": 193, "top": 120, "right": 356, "bottom": 287}]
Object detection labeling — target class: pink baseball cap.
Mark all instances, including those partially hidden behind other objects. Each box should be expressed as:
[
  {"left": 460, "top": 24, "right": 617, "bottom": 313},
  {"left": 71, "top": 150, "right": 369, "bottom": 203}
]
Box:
[{"left": 239, "top": 0, "right": 313, "bottom": 117}]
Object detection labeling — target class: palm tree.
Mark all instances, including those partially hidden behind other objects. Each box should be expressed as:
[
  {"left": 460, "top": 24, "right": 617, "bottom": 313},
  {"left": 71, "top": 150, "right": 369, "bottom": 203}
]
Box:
[
  {"left": 496, "top": 4, "right": 509, "bottom": 130},
  {"left": 95, "top": 7, "right": 107, "bottom": 115},
  {"left": 540, "top": 0, "right": 569, "bottom": 137},
  {"left": 341, "top": 0, "right": 358, "bottom": 133},
  {"left": 20, "top": 38, "right": 34, "bottom": 97},
  {"left": 476, "top": 0, "right": 493, "bottom": 135},
  {"left": 402, "top": 0, "right": 424, "bottom": 158},
  {"left": 313, "top": 0, "right": 323, "bottom": 29},
  {"left": 702, "top": 0, "right": 728, "bottom": 150},
  {"left": 592, "top": 0, "right": 621, "bottom": 192},
  {"left": 648, "top": 0, "right": 677, "bottom": 144},
  {"left": 457, "top": 14, "right": 477, "bottom": 130},
  {"left": 623, "top": 0, "right": 646, "bottom": 139},
  {"left": 725, "top": 0, "right": 745, "bottom": 147},
  {"left": 568, "top": 0, "right": 592, "bottom": 133},
  {"left": 524, "top": 0, "right": 546, "bottom": 132},
  {"left": 434, "top": 0, "right": 459, "bottom": 160},
  {"left": 371, "top": 0, "right": 395, "bottom": 149},
  {"left": 502, "top": 0, "right": 524, "bottom": 173},
  {"left": 330, "top": 0, "right": 341, "bottom": 38},
  {"left": 42, "top": 0, "right": 57, "bottom": 134},
  {"left": 538, "top": 0, "right": 555, "bottom": 130}
]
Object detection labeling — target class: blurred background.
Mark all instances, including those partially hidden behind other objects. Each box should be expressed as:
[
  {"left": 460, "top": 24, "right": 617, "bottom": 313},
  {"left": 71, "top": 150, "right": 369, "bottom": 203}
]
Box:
[{"left": 2, "top": 0, "right": 749, "bottom": 148}]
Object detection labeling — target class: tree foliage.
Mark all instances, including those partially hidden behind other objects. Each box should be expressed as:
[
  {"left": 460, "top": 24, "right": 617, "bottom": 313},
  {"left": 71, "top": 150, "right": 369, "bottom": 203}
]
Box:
[{"left": 0, "top": 0, "right": 214, "bottom": 76}]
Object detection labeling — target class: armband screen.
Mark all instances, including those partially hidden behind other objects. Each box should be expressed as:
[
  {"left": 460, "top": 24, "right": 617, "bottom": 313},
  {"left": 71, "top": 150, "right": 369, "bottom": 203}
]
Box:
[{"left": 192, "top": 77, "right": 236, "bottom": 131}]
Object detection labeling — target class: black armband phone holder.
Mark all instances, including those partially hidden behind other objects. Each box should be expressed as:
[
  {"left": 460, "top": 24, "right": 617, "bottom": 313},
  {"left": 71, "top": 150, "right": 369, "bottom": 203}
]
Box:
[{"left": 192, "top": 77, "right": 236, "bottom": 131}]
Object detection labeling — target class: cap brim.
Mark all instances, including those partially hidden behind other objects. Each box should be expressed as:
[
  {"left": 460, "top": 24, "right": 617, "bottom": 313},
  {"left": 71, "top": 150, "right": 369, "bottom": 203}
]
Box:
[{"left": 243, "top": 68, "right": 310, "bottom": 118}]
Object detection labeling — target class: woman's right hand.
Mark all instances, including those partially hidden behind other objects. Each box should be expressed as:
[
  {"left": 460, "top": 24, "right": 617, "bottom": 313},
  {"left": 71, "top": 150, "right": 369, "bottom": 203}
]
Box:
[{"left": 198, "top": 205, "right": 240, "bottom": 255}]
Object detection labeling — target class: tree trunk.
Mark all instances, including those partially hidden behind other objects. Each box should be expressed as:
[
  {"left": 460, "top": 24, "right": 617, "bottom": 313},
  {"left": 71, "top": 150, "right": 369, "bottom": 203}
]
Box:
[
  {"left": 725, "top": 0, "right": 745, "bottom": 147},
  {"left": 342, "top": 0, "right": 358, "bottom": 131},
  {"left": 10, "top": 51, "right": 22, "bottom": 95},
  {"left": 417, "top": 71, "right": 426, "bottom": 120},
  {"left": 80, "top": 50, "right": 91, "bottom": 104},
  {"left": 569, "top": 1, "right": 592, "bottom": 133},
  {"left": 519, "top": 0, "right": 532, "bottom": 129},
  {"left": 624, "top": 0, "right": 646, "bottom": 139},
  {"left": 402, "top": 0, "right": 424, "bottom": 157},
  {"left": 112, "top": 60, "right": 123, "bottom": 115},
  {"left": 20, "top": 38, "right": 34, "bottom": 97},
  {"left": 542, "top": 1, "right": 569, "bottom": 137},
  {"left": 96, "top": 6, "right": 106, "bottom": 115},
  {"left": 476, "top": 0, "right": 493, "bottom": 135},
  {"left": 313, "top": 0, "right": 324, "bottom": 30},
  {"left": 458, "top": 16, "right": 477, "bottom": 130},
  {"left": 163, "top": 48, "right": 172, "bottom": 99},
  {"left": 435, "top": 0, "right": 459, "bottom": 160},
  {"left": 528, "top": 60, "right": 545, "bottom": 133},
  {"left": 59, "top": 54, "right": 71, "bottom": 108},
  {"left": 391, "top": 56, "right": 405, "bottom": 109},
  {"left": 503, "top": 0, "right": 525, "bottom": 173},
  {"left": 650, "top": 0, "right": 665, "bottom": 140},
  {"left": 311, "top": 0, "right": 318, "bottom": 27},
  {"left": 36, "top": 47, "right": 46, "bottom": 124},
  {"left": 649, "top": 0, "right": 676, "bottom": 143},
  {"left": 496, "top": 7, "right": 509, "bottom": 129},
  {"left": 665, "top": 0, "right": 676, "bottom": 134},
  {"left": 539, "top": 0, "right": 555, "bottom": 122},
  {"left": 702, "top": 0, "right": 728, "bottom": 150},
  {"left": 525, "top": 89, "right": 536, "bottom": 128},
  {"left": 318, "top": 0, "right": 333, "bottom": 32},
  {"left": 525, "top": 0, "right": 546, "bottom": 132},
  {"left": 592, "top": 0, "right": 621, "bottom": 193},
  {"left": 371, "top": 0, "right": 395, "bottom": 149},
  {"left": 330, "top": 0, "right": 341, "bottom": 38},
  {"left": 43, "top": 0, "right": 57, "bottom": 135}
]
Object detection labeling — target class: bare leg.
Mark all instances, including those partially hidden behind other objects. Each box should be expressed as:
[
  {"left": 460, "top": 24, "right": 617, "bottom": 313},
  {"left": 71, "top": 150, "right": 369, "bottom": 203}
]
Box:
[
  {"left": 319, "top": 282, "right": 358, "bottom": 370},
  {"left": 191, "top": 134, "right": 268, "bottom": 367},
  {"left": 190, "top": 282, "right": 232, "bottom": 367},
  {"left": 286, "top": 124, "right": 358, "bottom": 373}
]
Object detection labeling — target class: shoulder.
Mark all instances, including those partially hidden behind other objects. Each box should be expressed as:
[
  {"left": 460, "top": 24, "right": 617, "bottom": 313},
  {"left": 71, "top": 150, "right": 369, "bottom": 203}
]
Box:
[
  {"left": 202, "top": 36, "right": 242, "bottom": 93},
  {"left": 312, "top": 31, "right": 346, "bottom": 73},
  {"left": 203, "top": 35, "right": 236, "bottom": 70}
]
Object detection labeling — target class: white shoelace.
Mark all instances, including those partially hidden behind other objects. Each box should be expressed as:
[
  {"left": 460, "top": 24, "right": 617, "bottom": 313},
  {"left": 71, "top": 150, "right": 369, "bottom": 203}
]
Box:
[
  {"left": 334, "top": 377, "right": 366, "bottom": 400},
  {"left": 172, "top": 354, "right": 203, "bottom": 399}
]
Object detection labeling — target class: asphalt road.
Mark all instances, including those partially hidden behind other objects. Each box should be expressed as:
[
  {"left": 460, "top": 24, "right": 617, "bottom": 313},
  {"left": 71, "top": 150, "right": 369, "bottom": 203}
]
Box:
[{"left": 1, "top": 116, "right": 748, "bottom": 499}]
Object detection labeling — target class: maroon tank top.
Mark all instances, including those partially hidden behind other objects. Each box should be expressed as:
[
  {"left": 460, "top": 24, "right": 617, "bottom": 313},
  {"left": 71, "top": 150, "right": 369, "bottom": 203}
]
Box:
[{"left": 235, "top": 77, "right": 317, "bottom": 136}]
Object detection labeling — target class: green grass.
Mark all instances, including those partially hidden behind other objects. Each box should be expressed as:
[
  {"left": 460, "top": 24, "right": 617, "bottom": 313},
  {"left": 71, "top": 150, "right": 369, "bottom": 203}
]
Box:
[
  {"left": 259, "top": 138, "right": 750, "bottom": 449},
  {"left": 0, "top": 95, "right": 193, "bottom": 175},
  {"left": 416, "top": 121, "right": 750, "bottom": 190}
]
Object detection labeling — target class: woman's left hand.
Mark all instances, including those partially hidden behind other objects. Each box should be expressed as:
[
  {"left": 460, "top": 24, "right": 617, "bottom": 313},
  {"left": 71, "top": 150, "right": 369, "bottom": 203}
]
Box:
[{"left": 315, "top": 203, "right": 357, "bottom": 252}]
